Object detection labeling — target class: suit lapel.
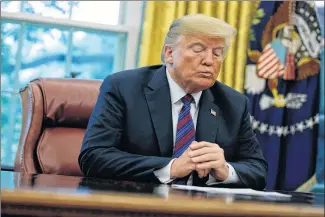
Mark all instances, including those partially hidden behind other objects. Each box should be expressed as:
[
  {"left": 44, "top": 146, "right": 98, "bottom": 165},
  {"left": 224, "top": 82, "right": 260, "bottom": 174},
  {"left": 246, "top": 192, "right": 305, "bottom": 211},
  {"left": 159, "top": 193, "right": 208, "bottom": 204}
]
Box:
[
  {"left": 144, "top": 66, "right": 173, "bottom": 157},
  {"left": 196, "top": 89, "right": 220, "bottom": 143}
]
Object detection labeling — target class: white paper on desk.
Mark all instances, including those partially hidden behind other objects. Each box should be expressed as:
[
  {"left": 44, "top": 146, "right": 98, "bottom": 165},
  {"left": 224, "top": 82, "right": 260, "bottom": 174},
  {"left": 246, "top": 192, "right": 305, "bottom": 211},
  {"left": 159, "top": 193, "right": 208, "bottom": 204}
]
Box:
[{"left": 171, "top": 184, "right": 291, "bottom": 198}]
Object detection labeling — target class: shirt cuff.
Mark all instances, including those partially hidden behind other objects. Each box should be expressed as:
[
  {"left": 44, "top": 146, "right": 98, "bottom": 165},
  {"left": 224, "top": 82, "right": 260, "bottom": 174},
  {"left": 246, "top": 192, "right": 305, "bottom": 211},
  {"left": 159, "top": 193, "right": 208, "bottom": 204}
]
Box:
[
  {"left": 206, "top": 162, "right": 240, "bottom": 186},
  {"left": 153, "top": 159, "right": 176, "bottom": 184}
]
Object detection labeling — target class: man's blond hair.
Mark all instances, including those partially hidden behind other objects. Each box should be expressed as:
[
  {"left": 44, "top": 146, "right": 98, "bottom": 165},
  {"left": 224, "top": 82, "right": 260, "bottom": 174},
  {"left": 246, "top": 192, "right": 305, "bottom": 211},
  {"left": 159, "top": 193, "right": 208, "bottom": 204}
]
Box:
[{"left": 161, "top": 14, "right": 237, "bottom": 62}]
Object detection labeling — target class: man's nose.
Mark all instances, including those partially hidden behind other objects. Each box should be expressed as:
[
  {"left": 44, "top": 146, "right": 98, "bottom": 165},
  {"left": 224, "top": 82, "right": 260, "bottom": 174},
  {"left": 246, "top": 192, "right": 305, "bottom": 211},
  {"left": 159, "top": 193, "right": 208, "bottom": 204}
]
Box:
[{"left": 202, "top": 50, "right": 213, "bottom": 66}]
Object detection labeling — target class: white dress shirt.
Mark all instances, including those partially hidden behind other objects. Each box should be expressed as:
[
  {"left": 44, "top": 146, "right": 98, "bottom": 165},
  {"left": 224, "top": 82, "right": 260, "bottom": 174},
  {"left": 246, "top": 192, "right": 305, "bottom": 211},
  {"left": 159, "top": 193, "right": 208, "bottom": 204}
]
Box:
[{"left": 153, "top": 69, "right": 240, "bottom": 185}]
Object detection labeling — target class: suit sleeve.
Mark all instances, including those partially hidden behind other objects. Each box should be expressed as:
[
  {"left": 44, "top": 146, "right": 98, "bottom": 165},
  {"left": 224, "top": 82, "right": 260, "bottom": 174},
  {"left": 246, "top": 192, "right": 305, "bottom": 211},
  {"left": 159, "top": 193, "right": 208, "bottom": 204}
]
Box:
[
  {"left": 78, "top": 76, "right": 171, "bottom": 183},
  {"left": 228, "top": 97, "right": 268, "bottom": 190}
]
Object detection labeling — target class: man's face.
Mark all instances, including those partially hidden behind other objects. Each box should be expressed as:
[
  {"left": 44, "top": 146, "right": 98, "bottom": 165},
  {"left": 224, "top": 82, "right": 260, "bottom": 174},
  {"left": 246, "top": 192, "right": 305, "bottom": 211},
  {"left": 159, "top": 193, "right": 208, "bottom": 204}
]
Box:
[{"left": 166, "top": 34, "right": 226, "bottom": 93}]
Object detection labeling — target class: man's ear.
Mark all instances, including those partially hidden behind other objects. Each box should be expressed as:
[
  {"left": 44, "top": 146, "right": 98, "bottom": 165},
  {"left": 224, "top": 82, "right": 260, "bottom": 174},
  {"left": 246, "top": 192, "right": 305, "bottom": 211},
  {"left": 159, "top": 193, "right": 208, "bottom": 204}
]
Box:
[{"left": 164, "top": 45, "right": 173, "bottom": 65}]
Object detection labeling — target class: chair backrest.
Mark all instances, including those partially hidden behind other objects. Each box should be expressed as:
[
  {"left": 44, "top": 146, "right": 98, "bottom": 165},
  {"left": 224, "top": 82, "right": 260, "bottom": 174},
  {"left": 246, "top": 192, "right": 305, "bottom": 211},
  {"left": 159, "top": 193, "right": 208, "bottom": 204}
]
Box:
[{"left": 14, "top": 78, "right": 102, "bottom": 176}]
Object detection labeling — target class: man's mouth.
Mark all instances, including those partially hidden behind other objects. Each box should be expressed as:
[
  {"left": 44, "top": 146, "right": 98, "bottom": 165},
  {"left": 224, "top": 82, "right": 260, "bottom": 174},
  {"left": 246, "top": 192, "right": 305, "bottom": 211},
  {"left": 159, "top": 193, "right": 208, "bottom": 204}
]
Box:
[{"left": 199, "top": 71, "right": 213, "bottom": 78}]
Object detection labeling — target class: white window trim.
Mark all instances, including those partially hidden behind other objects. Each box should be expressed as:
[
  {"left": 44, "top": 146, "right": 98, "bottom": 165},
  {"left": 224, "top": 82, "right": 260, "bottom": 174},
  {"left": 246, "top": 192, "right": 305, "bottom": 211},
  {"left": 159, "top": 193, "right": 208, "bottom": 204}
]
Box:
[{"left": 123, "top": 1, "right": 144, "bottom": 69}]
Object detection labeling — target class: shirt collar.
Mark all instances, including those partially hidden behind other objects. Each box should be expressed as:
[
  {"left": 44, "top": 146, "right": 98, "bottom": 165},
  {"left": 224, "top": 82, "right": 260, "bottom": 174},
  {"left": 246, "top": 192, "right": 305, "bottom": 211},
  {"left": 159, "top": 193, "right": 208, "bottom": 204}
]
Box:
[{"left": 166, "top": 68, "right": 202, "bottom": 107}]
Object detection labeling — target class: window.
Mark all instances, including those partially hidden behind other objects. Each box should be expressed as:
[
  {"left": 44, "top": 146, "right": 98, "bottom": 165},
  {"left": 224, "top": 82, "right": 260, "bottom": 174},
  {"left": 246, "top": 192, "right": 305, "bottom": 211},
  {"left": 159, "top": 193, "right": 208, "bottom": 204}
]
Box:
[{"left": 1, "top": 1, "right": 143, "bottom": 169}]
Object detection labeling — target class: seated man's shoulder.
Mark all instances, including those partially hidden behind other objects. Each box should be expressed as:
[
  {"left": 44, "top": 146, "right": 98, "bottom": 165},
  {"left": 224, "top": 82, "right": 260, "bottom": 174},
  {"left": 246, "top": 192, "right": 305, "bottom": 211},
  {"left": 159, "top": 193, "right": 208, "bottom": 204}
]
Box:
[
  {"left": 211, "top": 81, "right": 248, "bottom": 107},
  {"left": 101, "top": 64, "right": 162, "bottom": 91},
  {"left": 105, "top": 65, "right": 161, "bottom": 84}
]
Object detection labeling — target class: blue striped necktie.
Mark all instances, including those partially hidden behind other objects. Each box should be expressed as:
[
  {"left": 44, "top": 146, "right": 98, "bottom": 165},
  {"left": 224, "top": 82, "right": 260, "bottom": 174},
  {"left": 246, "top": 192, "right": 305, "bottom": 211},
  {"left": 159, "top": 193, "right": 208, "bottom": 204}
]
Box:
[{"left": 172, "top": 94, "right": 195, "bottom": 185}]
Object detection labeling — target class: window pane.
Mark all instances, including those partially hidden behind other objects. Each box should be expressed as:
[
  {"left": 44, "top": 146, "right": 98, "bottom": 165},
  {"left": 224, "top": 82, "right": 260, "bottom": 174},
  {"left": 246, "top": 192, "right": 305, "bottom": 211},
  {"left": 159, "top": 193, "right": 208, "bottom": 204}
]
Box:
[
  {"left": 71, "top": 30, "right": 126, "bottom": 79},
  {"left": 23, "top": 1, "right": 73, "bottom": 19},
  {"left": 1, "top": 92, "right": 22, "bottom": 167},
  {"left": 1, "top": 92, "right": 11, "bottom": 150},
  {"left": 71, "top": 1, "right": 120, "bottom": 25},
  {"left": 1, "top": 22, "right": 21, "bottom": 91},
  {"left": 1, "top": 1, "right": 21, "bottom": 13},
  {"left": 1, "top": 21, "right": 21, "bottom": 168},
  {"left": 19, "top": 24, "right": 69, "bottom": 88}
]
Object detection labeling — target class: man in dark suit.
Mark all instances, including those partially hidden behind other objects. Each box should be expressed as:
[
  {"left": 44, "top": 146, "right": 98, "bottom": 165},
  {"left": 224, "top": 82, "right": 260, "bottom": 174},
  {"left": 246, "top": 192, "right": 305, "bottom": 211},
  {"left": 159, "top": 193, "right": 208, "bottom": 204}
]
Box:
[{"left": 79, "top": 14, "right": 267, "bottom": 190}]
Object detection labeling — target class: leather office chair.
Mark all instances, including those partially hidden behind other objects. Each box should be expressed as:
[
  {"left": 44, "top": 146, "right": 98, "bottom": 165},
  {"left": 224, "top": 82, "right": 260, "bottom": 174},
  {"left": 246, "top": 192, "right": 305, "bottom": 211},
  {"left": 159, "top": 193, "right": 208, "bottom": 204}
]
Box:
[{"left": 14, "top": 78, "right": 102, "bottom": 176}]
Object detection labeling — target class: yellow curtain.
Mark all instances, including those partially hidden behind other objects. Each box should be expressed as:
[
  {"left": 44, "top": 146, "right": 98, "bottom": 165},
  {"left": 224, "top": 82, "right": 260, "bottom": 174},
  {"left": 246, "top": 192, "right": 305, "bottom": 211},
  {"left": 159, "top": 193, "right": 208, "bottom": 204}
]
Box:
[{"left": 139, "top": 1, "right": 256, "bottom": 93}]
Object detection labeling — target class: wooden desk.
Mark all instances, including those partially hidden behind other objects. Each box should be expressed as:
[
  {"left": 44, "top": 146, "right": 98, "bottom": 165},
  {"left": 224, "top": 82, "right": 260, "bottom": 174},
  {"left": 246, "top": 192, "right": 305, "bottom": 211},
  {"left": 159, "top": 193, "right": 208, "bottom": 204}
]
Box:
[{"left": 1, "top": 171, "right": 324, "bottom": 217}]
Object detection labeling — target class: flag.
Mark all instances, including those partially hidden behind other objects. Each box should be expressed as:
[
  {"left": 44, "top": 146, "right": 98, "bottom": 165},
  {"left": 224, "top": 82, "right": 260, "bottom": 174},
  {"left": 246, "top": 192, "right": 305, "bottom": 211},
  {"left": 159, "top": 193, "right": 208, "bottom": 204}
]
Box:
[
  {"left": 245, "top": 1, "right": 322, "bottom": 191},
  {"left": 257, "top": 40, "right": 285, "bottom": 79}
]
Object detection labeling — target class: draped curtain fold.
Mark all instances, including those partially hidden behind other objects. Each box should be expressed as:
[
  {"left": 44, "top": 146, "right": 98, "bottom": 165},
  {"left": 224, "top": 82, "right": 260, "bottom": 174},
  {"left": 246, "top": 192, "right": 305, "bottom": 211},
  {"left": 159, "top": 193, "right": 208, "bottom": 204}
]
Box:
[{"left": 138, "top": 1, "right": 256, "bottom": 92}]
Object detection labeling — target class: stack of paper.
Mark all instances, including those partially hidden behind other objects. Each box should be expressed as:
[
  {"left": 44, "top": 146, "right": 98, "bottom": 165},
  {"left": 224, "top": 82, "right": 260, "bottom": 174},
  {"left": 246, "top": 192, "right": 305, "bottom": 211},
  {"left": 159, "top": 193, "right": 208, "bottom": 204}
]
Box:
[{"left": 171, "top": 184, "right": 291, "bottom": 198}]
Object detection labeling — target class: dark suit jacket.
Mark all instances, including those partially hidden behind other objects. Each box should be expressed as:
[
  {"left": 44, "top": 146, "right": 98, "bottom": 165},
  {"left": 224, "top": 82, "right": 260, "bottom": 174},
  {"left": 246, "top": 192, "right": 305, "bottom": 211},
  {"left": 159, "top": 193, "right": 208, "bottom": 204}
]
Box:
[{"left": 79, "top": 65, "right": 268, "bottom": 190}]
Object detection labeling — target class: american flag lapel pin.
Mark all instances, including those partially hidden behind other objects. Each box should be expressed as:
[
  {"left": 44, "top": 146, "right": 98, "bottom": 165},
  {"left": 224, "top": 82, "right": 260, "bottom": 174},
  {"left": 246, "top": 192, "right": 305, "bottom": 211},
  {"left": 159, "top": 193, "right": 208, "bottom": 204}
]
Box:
[{"left": 210, "top": 109, "right": 216, "bottom": 116}]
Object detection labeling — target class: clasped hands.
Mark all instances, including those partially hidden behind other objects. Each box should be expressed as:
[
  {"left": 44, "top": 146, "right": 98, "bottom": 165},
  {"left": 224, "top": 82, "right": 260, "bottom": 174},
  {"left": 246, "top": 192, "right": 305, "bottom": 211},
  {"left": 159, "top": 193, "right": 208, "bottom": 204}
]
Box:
[{"left": 171, "top": 141, "right": 229, "bottom": 181}]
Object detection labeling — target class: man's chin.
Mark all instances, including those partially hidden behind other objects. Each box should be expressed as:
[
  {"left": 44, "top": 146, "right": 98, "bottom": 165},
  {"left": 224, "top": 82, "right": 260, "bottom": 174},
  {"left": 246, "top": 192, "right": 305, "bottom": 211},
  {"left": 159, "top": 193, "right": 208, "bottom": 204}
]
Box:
[{"left": 190, "top": 80, "right": 215, "bottom": 92}]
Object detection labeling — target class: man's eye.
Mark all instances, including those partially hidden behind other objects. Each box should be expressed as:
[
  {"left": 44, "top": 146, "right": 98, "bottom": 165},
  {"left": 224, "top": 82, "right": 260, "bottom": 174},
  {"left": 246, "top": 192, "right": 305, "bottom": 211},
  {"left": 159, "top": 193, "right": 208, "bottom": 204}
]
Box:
[
  {"left": 213, "top": 49, "right": 223, "bottom": 57},
  {"left": 192, "top": 45, "right": 204, "bottom": 52}
]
